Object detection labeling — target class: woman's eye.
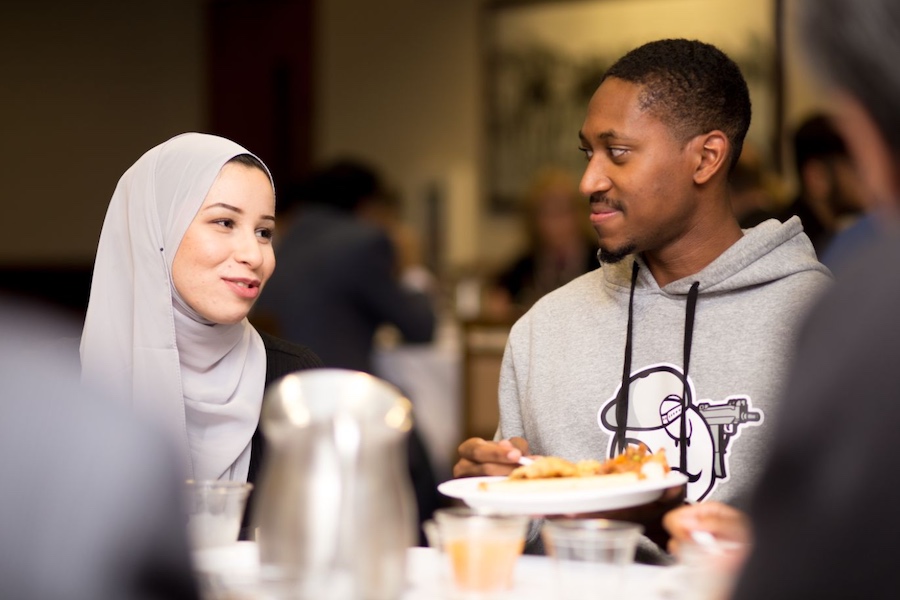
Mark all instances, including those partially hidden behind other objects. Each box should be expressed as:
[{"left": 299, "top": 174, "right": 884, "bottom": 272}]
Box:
[
  {"left": 212, "top": 218, "right": 235, "bottom": 228},
  {"left": 256, "top": 228, "right": 274, "bottom": 240},
  {"left": 578, "top": 146, "right": 593, "bottom": 160},
  {"left": 609, "top": 147, "right": 628, "bottom": 159}
]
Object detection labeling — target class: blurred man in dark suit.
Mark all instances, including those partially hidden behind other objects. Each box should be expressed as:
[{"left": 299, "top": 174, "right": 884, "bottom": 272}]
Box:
[
  {"left": 252, "top": 159, "right": 441, "bottom": 542},
  {"left": 253, "top": 159, "right": 435, "bottom": 374}
]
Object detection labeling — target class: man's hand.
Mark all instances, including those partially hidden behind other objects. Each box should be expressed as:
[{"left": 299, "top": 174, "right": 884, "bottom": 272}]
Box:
[
  {"left": 453, "top": 437, "right": 531, "bottom": 478},
  {"left": 663, "top": 501, "right": 752, "bottom": 557}
]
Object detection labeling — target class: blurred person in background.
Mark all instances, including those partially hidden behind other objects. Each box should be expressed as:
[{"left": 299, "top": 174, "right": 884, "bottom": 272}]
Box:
[
  {"left": 777, "top": 113, "right": 866, "bottom": 257},
  {"left": 483, "top": 166, "right": 599, "bottom": 321},
  {"left": 728, "top": 140, "right": 783, "bottom": 228},
  {"left": 79, "top": 133, "right": 323, "bottom": 535},
  {"left": 454, "top": 38, "right": 831, "bottom": 561},
  {"left": 725, "top": 0, "right": 900, "bottom": 597},
  {"left": 253, "top": 159, "right": 436, "bottom": 373},
  {"left": 252, "top": 158, "right": 440, "bottom": 541},
  {"left": 0, "top": 297, "right": 198, "bottom": 600}
]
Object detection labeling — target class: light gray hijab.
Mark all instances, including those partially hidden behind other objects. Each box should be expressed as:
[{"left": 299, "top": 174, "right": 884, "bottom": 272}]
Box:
[{"left": 80, "top": 132, "right": 271, "bottom": 482}]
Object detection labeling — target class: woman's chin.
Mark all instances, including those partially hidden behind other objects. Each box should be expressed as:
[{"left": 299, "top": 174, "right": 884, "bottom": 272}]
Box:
[{"left": 204, "top": 311, "right": 249, "bottom": 326}]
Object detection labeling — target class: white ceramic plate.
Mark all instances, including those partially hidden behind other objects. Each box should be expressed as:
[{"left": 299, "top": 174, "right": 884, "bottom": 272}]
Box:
[{"left": 437, "top": 471, "right": 688, "bottom": 515}]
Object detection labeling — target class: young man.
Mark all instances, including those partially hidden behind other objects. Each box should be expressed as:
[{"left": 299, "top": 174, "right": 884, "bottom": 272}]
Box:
[
  {"left": 454, "top": 39, "right": 831, "bottom": 555},
  {"left": 728, "top": 1, "right": 900, "bottom": 597}
]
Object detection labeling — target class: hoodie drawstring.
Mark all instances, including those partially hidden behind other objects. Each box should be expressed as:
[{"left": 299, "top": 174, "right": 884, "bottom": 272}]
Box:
[
  {"left": 613, "top": 259, "right": 701, "bottom": 472},
  {"left": 612, "top": 260, "right": 641, "bottom": 455},
  {"left": 680, "top": 281, "right": 700, "bottom": 472}
]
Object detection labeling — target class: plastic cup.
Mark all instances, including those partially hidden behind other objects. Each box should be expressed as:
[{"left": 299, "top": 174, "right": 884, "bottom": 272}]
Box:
[
  {"left": 429, "top": 507, "right": 530, "bottom": 599},
  {"left": 541, "top": 518, "right": 643, "bottom": 600},
  {"left": 184, "top": 480, "right": 253, "bottom": 550},
  {"left": 674, "top": 535, "right": 750, "bottom": 600}
]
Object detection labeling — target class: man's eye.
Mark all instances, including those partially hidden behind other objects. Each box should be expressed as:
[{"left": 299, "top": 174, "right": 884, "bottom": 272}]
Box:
[
  {"left": 609, "top": 148, "right": 628, "bottom": 159},
  {"left": 578, "top": 146, "right": 593, "bottom": 160}
]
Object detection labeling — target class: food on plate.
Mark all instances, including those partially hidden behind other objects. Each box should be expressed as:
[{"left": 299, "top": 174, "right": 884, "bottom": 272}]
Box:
[{"left": 478, "top": 443, "right": 670, "bottom": 493}]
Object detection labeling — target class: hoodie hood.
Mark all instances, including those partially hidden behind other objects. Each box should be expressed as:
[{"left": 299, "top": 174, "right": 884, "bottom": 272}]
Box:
[{"left": 600, "top": 217, "right": 831, "bottom": 295}]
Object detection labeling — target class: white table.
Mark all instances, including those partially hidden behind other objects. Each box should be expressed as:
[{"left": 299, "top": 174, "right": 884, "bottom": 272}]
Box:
[{"left": 192, "top": 543, "right": 684, "bottom": 599}]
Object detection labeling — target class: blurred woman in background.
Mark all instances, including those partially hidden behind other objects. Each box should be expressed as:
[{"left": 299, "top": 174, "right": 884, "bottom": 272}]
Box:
[{"left": 484, "top": 166, "right": 598, "bottom": 320}]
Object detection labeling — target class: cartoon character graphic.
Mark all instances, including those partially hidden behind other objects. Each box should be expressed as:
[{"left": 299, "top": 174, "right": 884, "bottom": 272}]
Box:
[{"left": 598, "top": 364, "right": 761, "bottom": 501}]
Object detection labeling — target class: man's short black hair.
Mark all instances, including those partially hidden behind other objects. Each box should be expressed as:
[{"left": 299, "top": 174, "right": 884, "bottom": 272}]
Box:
[{"left": 602, "top": 38, "right": 752, "bottom": 172}]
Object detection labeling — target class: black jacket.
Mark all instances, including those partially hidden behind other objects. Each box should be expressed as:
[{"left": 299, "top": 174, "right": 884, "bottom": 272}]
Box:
[{"left": 243, "top": 331, "right": 323, "bottom": 533}]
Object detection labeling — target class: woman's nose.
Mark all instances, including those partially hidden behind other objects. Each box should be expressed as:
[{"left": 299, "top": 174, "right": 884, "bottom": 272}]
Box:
[{"left": 234, "top": 231, "right": 263, "bottom": 267}]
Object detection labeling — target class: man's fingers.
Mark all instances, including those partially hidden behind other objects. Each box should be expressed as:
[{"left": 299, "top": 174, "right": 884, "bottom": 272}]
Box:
[
  {"left": 662, "top": 501, "right": 752, "bottom": 550},
  {"left": 459, "top": 438, "right": 523, "bottom": 464},
  {"left": 662, "top": 504, "right": 695, "bottom": 539},
  {"left": 457, "top": 437, "right": 487, "bottom": 460},
  {"left": 668, "top": 538, "right": 682, "bottom": 556},
  {"left": 453, "top": 436, "right": 529, "bottom": 478},
  {"left": 452, "top": 458, "right": 481, "bottom": 479},
  {"left": 508, "top": 436, "right": 530, "bottom": 454},
  {"left": 452, "top": 457, "right": 520, "bottom": 478}
]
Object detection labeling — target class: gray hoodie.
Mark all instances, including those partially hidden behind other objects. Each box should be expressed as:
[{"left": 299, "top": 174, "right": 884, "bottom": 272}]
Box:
[{"left": 498, "top": 216, "right": 832, "bottom": 507}]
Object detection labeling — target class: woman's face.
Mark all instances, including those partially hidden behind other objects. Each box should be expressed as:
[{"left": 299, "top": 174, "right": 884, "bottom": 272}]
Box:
[{"left": 172, "top": 162, "right": 276, "bottom": 325}]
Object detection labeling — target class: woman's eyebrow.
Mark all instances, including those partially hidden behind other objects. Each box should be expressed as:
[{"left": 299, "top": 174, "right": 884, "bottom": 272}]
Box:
[
  {"left": 203, "top": 202, "right": 242, "bottom": 214},
  {"left": 203, "top": 202, "right": 274, "bottom": 221}
]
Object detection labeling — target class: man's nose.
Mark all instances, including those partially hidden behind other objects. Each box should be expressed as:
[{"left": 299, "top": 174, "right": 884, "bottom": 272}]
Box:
[{"left": 580, "top": 159, "right": 612, "bottom": 198}]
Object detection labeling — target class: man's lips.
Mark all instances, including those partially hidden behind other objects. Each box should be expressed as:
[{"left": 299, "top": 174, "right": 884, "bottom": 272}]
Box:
[{"left": 589, "top": 199, "right": 621, "bottom": 224}]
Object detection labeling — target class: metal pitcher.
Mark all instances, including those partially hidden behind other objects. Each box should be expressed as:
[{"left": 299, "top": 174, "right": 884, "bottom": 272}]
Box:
[{"left": 254, "top": 369, "right": 417, "bottom": 600}]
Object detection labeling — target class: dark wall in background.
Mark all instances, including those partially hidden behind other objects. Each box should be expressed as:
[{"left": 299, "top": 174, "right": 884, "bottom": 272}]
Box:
[
  {"left": 2, "top": 0, "right": 315, "bottom": 316},
  {"left": 208, "top": 0, "right": 315, "bottom": 189},
  {"left": 0, "top": 266, "right": 92, "bottom": 320}
]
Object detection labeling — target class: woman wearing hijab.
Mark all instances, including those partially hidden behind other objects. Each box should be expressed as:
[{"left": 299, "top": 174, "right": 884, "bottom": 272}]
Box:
[{"left": 80, "top": 132, "right": 322, "bottom": 489}]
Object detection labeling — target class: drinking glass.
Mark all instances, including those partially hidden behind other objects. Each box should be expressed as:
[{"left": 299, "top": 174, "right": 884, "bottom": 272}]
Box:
[
  {"left": 184, "top": 480, "right": 253, "bottom": 550},
  {"left": 674, "top": 533, "right": 749, "bottom": 600},
  {"left": 541, "top": 518, "right": 643, "bottom": 600},
  {"left": 429, "top": 507, "right": 530, "bottom": 599}
]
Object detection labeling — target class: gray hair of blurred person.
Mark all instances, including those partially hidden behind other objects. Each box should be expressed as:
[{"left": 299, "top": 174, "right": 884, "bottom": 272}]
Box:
[{"left": 797, "top": 0, "right": 900, "bottom": 158}]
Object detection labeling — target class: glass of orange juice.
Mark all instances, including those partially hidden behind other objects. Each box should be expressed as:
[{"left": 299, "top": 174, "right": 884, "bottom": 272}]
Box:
[{"left": 430, "top": 507, "right": 530, "bottom": 598}]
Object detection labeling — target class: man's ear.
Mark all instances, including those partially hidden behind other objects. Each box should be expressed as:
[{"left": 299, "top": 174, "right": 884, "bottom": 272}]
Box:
[{"left": 692, "top": 131, "right": 729, "bottom": 185}]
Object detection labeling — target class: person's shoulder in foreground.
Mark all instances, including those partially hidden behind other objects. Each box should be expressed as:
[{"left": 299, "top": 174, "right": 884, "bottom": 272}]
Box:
[
  {"left": 734, "top": 228, "right": 900, "bottom": 599},
  {"left": 732, "top": 0, "right": 900, "bottom": 596},
  {"left": 0, "top": 298, "right": 198, "bottom": 600}
]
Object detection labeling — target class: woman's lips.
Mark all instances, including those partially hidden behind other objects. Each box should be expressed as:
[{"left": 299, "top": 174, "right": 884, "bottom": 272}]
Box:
[{"left": 223, "top": 278, "right": 261, "bottom": 299}]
